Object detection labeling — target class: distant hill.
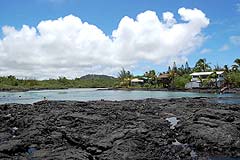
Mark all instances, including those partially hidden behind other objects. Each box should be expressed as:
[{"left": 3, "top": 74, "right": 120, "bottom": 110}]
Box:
[{"left": 79, "top": 74, "right": 116, "bottom": 80}]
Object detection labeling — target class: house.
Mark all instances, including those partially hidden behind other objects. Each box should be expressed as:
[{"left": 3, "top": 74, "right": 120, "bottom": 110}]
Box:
[
  {"left": 185, "top": 71, "right": 225, "bottom": 89},
  {"left": 131, "top": 78, "right": 144, "bottom": 86},
  {"left": 158, "top": 73, "right": 172, "bottom": 88}
]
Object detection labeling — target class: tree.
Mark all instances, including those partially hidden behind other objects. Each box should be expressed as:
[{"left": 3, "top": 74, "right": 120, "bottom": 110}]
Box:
[
  {"left": 144, "top": 70, "right": 157, "bottom": 86},
  {"left": 214, "top": 64, "right": 222, "bottom": 71},
  {"left": 232, "top": 58, "right": 240, "bottom": 72},
  {"left": 226, "top": 72, "right": 240, "bottom": 87},
  {"left": 223, "top": 65, "right": 229, "bottom": 73},
  {"left": 172, "top": 62, "right": 177, "bottom": 72},
  {"left": 234, "top": 58, "right": 240, "bottom": 66},
  {"left": 185, "top": 61, "right": 191, "bottom": 73},
  {"left": 118, "top": 68, "right": 132, "bottom": 80},
  {"left": 169, "top": 70, "right": 176, "bottom": 88},
  {"left": 168, "top": 66, "right": 171, "bottom": 73},
  {"left": 208, "top": 71, "right": 218, "bottom": 88},
  {"left": 193, "top": 58, "right": 211, "bottom": 72},
  {"left": 58, "top": 76, "right": 69, "bottom": 86},
  {"left": 231, "top": 64, "right": 239, "bottom": 72},
  {"left": 177, "top": 64, "right": 185, "bottom": 75},
  {"left": 118, "top": 68, "right": 133, "bottom": 87}
]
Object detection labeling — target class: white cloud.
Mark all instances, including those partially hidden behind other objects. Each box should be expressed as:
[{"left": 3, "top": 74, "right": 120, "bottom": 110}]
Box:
[
  {"left": 200, "top": 48, "right": 211, "bottom": 54},
  {"left": 0, "top": 8, "right": 210, "bottom": 79},
  {"left": 219, "top": 44, "right": 229, "bottom": 51},
  {"left": 163, "top": 12, "right": 176, "bottom": 27},
  {"left": 230, "top": 36, "right": 240, "bottom": 45}
]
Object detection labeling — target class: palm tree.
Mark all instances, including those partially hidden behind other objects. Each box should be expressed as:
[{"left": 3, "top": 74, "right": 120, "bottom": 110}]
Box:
[
  {"left": 231, "top": 64, "right": 239, "bottom": 72},
  {"left": 118, "top": 68, "right": 132, "bottom": 80},
  {"left": 223, "top": 65, "right": 229, "bottom": 73},
  {"left": 223, "top": 73, "right": 231, "bottom": 88},
  {"left": 234, "top": 58, "right": 240, "bottom": 66},
  {"left": 214, "top": 64, "right": 222, "bottom": 71},
  {"left": 169, "top": 70, "right": 176, "bottom": 88},
  {"left": 232, "top": 58, "right": 240, "bottom": 72},
  {"left": 208, "top": 71, "right": 218, "bottom": 88},
  {"left": 145, "top": 70, "right": 157, "bottom": 85},
  {"left": 193, "top": 58, "right": 211, "bottom": 72}
]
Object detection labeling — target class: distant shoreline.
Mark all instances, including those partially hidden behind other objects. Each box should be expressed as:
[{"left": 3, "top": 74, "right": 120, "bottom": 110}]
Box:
[
  {"left": 1, "top": 87, "right": 240, "bottom": 94},
  {"left": 99, "top": 87, "right": 240, "bottom": 94},
  {"left": 0, "top": 87, "right": 69, "bottom": 92}
]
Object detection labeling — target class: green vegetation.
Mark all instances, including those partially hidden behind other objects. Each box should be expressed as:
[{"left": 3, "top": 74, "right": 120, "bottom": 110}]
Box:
[
  {"left": 117, "top": 58, "right": 240, "bottom": 89},
  {"left": 1, "top": 58, "right": 240, "bottom": 91},
  {"left": 225, "top": 72, "right": 240, "bottom": 87},
  {"left": 173, "top": 74, "right": 191, "bottom": 89},
  {"left": 193, "top": 58, "right": 211, "bottom": 72},
  {"left": 0, "top": 75, "right": 118, "bottom": 91}
]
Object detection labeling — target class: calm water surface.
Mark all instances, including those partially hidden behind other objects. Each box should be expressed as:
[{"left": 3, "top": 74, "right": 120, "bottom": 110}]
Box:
[{"left": 0, "top": 88, "right": 239, "bottom": 104}]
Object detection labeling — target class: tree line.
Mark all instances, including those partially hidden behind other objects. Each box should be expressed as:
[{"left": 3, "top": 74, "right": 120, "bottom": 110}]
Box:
[
  {"left": 0, "top": 75, "right": 118, "bottom": 91},
  {"left": 0, "top": 58, "right": 239, "bottom": 91},
  {"left": 118, "top": 58, "right": 240, "bottom": 89}
]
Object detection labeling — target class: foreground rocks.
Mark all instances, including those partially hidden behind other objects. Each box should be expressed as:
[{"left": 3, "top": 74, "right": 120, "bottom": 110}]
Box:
[{"left": 0, "top": 98, "right": 240, "bottom": 160}]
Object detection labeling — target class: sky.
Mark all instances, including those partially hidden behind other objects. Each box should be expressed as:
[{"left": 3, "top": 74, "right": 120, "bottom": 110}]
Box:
[{"left": 0, "top": 0, "right": 239, "bottom": 79}]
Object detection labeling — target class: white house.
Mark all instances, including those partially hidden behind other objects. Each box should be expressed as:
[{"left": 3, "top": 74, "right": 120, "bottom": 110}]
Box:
[
  {"left": 131, "top": 78, "right": 144, "bottom": 86},
  {"left": 185, "top": 71, "right": 225, "bottom": 89}
]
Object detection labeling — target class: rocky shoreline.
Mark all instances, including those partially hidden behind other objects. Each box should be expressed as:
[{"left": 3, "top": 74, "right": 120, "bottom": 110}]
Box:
[{"left": 0, "top": 98, "right": 240, "bottom": 160}]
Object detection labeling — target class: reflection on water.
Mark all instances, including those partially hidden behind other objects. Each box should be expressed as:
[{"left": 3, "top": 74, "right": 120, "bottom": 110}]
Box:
[{"left": 0, "top": 88, "right": 239, "bottom": 104}]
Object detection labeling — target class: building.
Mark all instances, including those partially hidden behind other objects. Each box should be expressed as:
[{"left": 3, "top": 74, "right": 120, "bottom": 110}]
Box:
[
  {"left": 131, "top": 78, "right": 144, "bottom": 86},
  {"left": 158, "top": 74, "right": 171, "bottom": 88},
  {"left": 185, "top": 71, "right": 225, "bottom": 89}
]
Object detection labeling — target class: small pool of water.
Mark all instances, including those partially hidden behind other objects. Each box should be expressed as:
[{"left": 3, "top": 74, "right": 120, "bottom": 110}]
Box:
[
  {"left": 214, "top": 98, "right": 240, "bottom": 104},
  {"left": 166, "top": 117, "right": 179, "bottom": 129}
]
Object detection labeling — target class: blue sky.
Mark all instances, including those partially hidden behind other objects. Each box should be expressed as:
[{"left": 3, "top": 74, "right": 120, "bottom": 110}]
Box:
[{"left": 0, "top": 0, "right": 239, "bottom": 78}]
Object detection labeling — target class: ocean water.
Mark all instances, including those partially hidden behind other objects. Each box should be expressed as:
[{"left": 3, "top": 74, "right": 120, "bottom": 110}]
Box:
[{"left": 0, "top": 88, "right": 239, "bottom": 104}]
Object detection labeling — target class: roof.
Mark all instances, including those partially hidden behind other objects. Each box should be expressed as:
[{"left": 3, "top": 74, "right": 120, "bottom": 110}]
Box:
[
  {"left": 190, "top": 71, "right": 224, "bottom": 76},
  {"left": 131, "top": 78, "right": 144, "bottom": 83},
  {"left": 158, "top": 73, "right": 177, "bottom": 78},
  {"left": 158, "top": 74, "right": 169, "bottom": 78}
]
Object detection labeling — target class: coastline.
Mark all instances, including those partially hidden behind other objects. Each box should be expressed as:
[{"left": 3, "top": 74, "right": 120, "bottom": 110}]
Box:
[
  {"left": 99, "top": 87, "right": 240, "bottom": 94},
  {"left": 0, "top": 87, "right": 99, "bottom": 92},
  {"left": 0, "top": 87, "right": 68, "bottom": 92},
  {"left": 1, "top": 87, "right": 240, "bottom": 95},
  {"left": 1, "top": 97, "right": 240, "bottom": 159}
]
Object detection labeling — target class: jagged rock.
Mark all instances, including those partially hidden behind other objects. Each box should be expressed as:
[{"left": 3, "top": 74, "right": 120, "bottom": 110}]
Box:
[
  {"left": 0, "top": 98, "right": 239, "bottom": 159},
  {"left": 0, "top": 140, "right": 24, "bottom": 153}
]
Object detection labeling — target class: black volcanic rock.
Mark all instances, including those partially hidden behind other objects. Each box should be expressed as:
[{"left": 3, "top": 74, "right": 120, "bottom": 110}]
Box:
[{"left": 0, "top": 98, "right": 240, "bottom": 159}]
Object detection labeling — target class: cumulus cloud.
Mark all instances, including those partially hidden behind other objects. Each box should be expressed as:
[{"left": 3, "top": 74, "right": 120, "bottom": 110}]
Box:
[{"left": 0, "top": 8, "right": 209, "bottom": 79}]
